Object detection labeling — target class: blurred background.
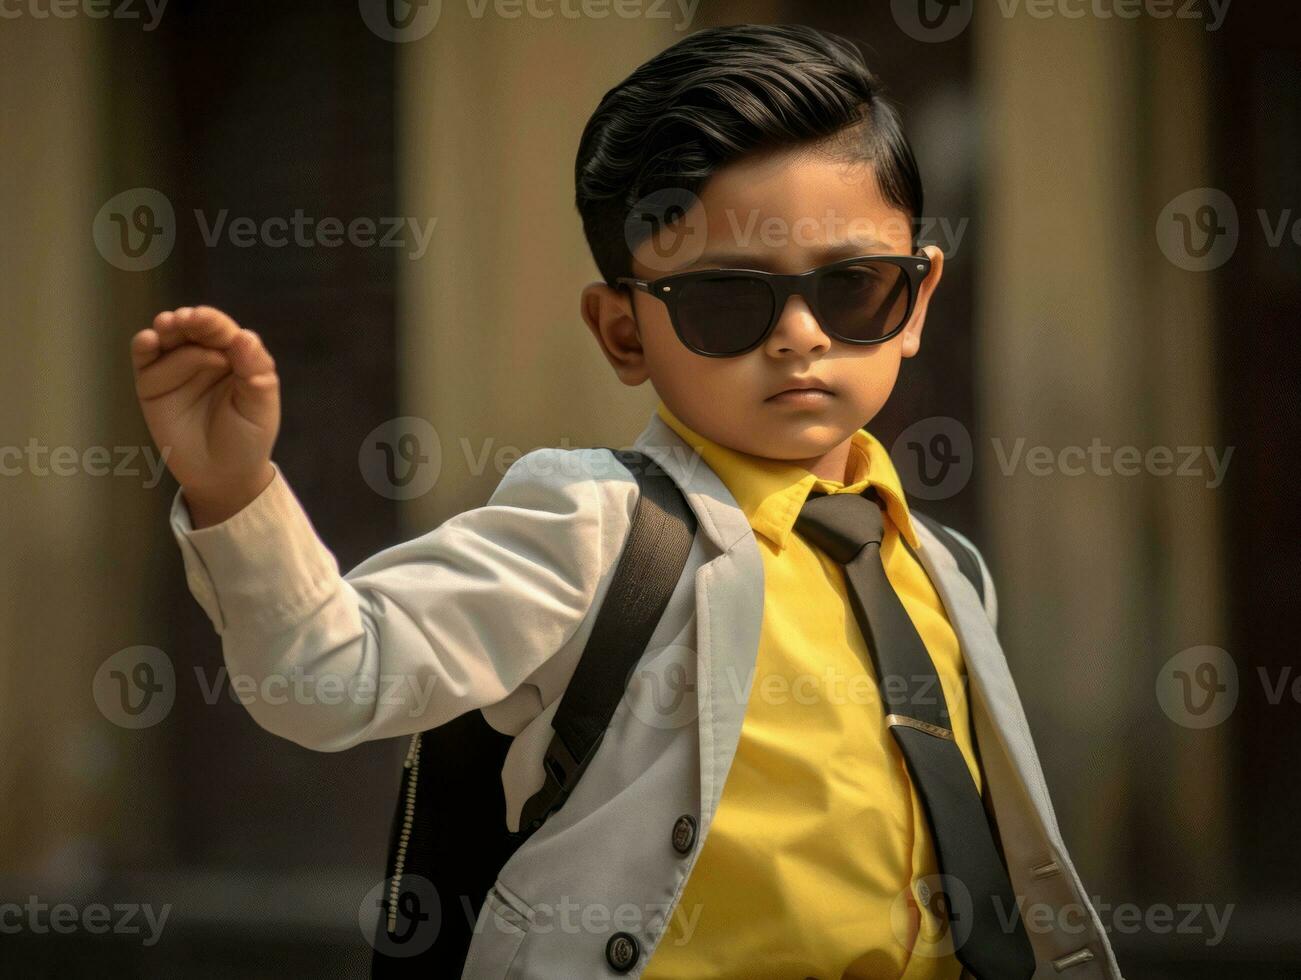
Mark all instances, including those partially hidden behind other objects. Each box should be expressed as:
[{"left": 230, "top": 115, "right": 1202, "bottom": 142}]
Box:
[{"left": 1, "top": 0, "right": 1297, "bottom": 976}]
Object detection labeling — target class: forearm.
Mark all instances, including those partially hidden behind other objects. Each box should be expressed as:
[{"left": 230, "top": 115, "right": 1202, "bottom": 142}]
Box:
[{"left": 182, "top": 461, "right": 277, "bottom": 529}]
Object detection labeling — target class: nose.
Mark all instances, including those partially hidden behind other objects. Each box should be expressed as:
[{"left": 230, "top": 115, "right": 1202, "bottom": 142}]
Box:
[{"left": 763, "top": 295, "right": 830, "bottom": 357}]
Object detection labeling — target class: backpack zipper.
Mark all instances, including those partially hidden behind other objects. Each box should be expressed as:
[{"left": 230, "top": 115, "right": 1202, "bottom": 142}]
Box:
[{"left": 386, "top": 731, "right": 422, "bottom": 935}]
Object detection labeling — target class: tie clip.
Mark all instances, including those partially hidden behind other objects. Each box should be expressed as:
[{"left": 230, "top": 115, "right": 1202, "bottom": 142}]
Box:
[{"left": 885, "top": 714, "right": 954, "bottom": 740}]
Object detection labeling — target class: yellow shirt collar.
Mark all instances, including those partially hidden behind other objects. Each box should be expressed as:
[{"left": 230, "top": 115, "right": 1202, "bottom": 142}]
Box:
[{"left": 655, "top": 400, "right": 921, "bottom": 552}]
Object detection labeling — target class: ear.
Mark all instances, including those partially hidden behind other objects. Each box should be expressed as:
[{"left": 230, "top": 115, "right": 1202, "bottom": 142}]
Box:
[
  {"left": 580, "top": 282, "right": 649, "bottom": 386},
  {"left": 898, "top": 244, "right": 944, "bottom": 359}
]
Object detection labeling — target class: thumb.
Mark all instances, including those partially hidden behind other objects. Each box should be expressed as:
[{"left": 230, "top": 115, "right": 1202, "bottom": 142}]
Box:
[
  {"left": 230, "top": 370, "right": 280, "bottom": 430},
  {"left": 225, "top": 328, "right": 279, "bottom": 428}
]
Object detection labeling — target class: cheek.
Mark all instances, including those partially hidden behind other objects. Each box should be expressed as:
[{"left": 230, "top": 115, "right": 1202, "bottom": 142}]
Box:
[
  {"left": 638, "top": 311, "right": 705, "bottom": 400},
  {"left": 638, "top": 304, "right": 704, "bottom": 374},
  {"left": 840, "top": 345, "right": 904, "bottom": 410},
  {"left": 642, "top": 322, "right": 757, "bottom": 413}
]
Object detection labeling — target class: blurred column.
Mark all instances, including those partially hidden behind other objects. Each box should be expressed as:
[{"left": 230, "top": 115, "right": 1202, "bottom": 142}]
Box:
[
  {"left": 396, "top": 7, "right": 692, "bottom": 528},
  {"left": 0, "top": 17, "right": 169, "bottom": 882},
  {"left": 975, "top": 7, "right": 1228, "bottom": 906},
  {"left": 1142, "top": 16, "right": 1232, "bottom": 897}
]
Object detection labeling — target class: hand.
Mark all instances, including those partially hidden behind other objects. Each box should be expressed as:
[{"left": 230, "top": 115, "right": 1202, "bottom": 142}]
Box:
[{"left": 131, "top": 305, "right": 280, "bottom": 528}]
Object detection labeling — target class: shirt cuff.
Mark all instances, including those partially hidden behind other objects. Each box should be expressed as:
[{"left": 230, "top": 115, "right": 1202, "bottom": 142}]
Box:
[{"left": 169, "top": 462, "right": 341, "bottom": 634}]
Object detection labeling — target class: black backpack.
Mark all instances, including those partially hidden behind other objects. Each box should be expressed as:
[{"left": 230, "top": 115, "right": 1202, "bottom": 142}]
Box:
[{"left": 368, "top": 448, "right": 985, "bottom": 976}]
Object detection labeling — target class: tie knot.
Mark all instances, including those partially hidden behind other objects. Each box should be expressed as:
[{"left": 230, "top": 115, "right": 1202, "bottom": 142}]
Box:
[{"left": 795, "top": 489, "right": 885, "bottom": 564}]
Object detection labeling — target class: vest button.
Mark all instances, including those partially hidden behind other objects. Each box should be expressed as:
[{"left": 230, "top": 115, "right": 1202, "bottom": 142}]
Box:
[
  {"left": 605, "top": 931, "right": 640, "bottom": 972},
  {"left": 671, "top": 814, "right": 697, "bottom": 854}
]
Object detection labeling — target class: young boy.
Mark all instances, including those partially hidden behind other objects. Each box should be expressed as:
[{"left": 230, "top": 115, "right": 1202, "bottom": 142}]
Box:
[{"left": 131, "top": 24, "right": 1121, "bottom": 980}]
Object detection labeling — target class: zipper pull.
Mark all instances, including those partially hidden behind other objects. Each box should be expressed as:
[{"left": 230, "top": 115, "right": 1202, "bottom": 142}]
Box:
[{"left": 403, "top": 732, "right": 421, "bottom": 769}]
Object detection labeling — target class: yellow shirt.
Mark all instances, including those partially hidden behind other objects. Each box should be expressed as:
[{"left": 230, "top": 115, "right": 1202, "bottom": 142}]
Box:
[{"left": 643, "top": 401, "right": 983, "bottom": 980}]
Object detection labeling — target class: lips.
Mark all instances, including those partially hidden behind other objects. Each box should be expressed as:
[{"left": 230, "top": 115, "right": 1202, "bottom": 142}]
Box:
[{"left": 767, "top": 381, "right": 832, "bottom": 399}]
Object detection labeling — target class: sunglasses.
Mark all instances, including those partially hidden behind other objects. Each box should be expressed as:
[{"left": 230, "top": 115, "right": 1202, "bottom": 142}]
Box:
[{"left": 617, "top": 252, "right": 931, "bottom": 358}]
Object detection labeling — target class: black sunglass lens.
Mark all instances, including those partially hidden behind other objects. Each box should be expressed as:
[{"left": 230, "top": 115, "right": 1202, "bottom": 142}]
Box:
[
  {"left": 674, "top": 276, "right": 774, "bottom": 355},
  {"left": 818, "top": 261, "right": 911, "bottom": 341}
]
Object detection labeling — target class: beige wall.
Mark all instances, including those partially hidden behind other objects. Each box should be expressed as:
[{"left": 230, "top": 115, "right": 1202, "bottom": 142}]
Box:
[
  {"left": 0, "top": 18, "right": 170, "bottom": 874},
  {"left": 976, "top": 13, "right": 1227, "bottom": 894}
]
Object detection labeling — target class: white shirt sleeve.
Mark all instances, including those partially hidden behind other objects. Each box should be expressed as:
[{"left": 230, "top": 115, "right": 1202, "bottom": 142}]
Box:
[{"left": 169, "top": 448, "right": 631, "bottom": 752}]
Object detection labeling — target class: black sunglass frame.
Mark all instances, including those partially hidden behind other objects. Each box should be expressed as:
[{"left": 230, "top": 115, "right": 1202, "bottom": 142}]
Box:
[{"left": 616, "top": 252, "right": 932, "bottom": 358}]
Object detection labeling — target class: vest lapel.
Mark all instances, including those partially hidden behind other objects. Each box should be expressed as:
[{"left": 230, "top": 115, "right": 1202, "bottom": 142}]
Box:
[{"left": 630, "top": 414, "right": 764, "bottom": 835}]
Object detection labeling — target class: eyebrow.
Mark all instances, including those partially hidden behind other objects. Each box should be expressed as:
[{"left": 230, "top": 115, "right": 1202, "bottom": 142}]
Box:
[{"left": 688, "top": 239, "right": 893, "bottom": 272}]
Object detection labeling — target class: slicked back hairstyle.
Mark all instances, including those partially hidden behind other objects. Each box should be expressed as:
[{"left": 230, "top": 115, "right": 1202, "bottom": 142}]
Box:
[{"left": 574, "top": 23, "right": 924, "bottom": 285}]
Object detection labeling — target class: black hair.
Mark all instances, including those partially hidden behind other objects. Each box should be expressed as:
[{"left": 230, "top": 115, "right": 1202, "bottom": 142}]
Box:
[{"left": 574, "top": 23, "right": 924, "bottom": 285}]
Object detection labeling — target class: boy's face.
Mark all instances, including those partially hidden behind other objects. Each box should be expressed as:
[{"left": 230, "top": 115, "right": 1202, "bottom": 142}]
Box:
[{"left": 581, "top": 144, "right": 944, "bottom": 472}]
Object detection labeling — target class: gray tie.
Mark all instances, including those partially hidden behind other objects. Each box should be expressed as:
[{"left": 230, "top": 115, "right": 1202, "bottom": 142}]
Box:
[{"left": 795, "top": 488, "right": 1035, "bottom": 980}]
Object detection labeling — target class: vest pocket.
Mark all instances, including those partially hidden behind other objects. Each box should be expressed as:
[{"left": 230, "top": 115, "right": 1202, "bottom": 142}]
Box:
[{"left": 461, "top": 882, "right": 531, "bottom": 978}]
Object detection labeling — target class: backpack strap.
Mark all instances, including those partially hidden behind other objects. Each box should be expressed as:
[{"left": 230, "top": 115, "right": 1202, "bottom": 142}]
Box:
[
  {"left": 517, "top": 448, "right": 697, "bottom": 835},
  {"left": 910, "top": 510, "right": 986, "bottom": 606}
]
